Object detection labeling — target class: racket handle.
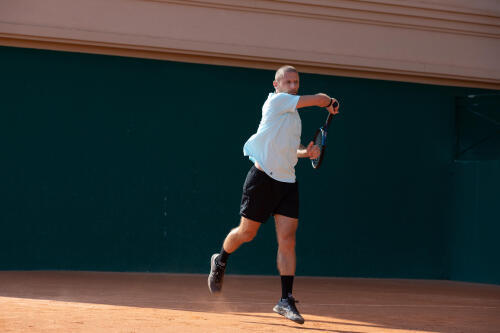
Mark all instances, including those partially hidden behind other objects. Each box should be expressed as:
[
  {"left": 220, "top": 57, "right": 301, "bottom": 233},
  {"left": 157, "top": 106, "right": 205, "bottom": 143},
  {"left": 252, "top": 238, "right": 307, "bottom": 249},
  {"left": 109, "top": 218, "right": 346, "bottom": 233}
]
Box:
[{"left": 325, "top": 113, "right": 333, "bottom": 126}]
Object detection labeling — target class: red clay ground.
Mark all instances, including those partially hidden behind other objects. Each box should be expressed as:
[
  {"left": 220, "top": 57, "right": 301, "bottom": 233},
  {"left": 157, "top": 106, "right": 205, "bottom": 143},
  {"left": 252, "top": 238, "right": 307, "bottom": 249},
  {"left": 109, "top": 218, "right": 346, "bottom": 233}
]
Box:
[{"left": 0, "top": 271, "right": 499, "bottom": 332}]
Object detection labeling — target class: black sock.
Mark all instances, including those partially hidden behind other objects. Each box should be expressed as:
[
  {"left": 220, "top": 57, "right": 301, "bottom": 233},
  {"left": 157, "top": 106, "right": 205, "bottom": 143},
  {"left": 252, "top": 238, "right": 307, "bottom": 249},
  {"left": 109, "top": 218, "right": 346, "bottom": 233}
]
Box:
[
  {"left": 281, "top": 275, "right": 294, "bottom": 299},
  {"left": 218, "top": 246, "right": 230, "bottom": 265}
]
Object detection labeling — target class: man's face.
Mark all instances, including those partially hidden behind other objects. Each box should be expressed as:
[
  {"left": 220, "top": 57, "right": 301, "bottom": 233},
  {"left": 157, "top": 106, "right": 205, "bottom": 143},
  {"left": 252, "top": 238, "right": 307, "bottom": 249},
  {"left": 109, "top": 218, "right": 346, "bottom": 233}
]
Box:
[{"left": 274, "top": 71, "right": 300, "bottom": 95}]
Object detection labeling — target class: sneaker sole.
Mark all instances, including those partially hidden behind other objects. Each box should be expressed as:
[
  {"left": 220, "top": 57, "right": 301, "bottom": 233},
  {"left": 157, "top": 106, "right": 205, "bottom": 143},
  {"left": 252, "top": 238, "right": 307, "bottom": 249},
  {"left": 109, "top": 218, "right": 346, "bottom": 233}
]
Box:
[{"left": 273, "top": 305, "right": 305, "bottom": 324}]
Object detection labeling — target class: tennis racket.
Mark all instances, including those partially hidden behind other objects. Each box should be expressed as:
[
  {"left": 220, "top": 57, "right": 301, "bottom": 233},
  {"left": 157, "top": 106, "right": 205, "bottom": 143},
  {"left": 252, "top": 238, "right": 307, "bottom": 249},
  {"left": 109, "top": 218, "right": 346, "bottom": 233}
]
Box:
[{"left": 311, "top": 101, "right": 338, "bottom": 169}]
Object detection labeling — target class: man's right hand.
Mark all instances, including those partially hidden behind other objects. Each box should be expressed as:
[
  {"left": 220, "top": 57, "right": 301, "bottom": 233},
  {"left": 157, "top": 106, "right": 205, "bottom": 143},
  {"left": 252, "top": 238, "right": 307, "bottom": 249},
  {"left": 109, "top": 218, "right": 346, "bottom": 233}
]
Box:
[{"left": 327, "top": 99, "right": 340, "bottom": 115}]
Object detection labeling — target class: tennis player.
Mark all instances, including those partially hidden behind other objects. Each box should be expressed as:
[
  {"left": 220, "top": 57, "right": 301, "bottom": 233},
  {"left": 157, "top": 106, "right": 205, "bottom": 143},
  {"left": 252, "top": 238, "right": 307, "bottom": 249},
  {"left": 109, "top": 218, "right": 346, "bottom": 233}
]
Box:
[{"left": 208, "top": 65, "right": 339, "bottom": 324}]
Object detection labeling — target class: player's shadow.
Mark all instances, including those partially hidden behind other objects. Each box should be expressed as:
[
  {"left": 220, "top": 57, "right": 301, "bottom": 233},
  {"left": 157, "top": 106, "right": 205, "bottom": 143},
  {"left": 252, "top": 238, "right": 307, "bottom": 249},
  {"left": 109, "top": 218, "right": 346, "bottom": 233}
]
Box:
[
  {"left": 235, "top": 313, "right": 382, "bottom": 328},
  {"left": 241, "top": 321, "right": 357, "bottom": 333}
]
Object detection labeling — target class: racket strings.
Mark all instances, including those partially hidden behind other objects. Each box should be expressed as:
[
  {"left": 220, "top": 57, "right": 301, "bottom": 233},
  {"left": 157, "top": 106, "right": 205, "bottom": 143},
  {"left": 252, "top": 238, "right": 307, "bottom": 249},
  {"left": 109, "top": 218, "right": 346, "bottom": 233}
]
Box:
[{"left": 312, "top": 130, "right": 324, "bottom": 168}]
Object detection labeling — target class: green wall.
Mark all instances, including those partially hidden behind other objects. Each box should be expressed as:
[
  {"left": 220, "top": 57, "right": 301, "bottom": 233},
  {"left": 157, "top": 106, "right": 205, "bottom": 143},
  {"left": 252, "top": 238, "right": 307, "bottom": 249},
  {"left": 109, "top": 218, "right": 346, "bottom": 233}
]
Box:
[
  {"left": 447, "top": 95, "right": 500, "bottom": 284},
  {"left": 449, "top": 160, "right": 500, "bottom": 285},
  {"left": 1, "top": 46, "right": 498, "bottom": 283}
]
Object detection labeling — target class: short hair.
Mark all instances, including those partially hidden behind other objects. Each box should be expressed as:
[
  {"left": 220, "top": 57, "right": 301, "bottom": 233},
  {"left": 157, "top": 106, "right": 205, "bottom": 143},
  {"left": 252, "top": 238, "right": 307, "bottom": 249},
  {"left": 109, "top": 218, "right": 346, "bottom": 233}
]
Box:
[{"left": 275, "top": 65, "right": 298, "bottom": 81}]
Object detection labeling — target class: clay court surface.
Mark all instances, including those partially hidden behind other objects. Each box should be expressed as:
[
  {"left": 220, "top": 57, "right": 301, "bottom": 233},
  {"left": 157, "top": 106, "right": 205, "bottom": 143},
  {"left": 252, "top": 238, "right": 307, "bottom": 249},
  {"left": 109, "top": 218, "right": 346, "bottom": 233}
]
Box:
[{"left": 0, "top": 271, "right": 499, "bottom": 332}]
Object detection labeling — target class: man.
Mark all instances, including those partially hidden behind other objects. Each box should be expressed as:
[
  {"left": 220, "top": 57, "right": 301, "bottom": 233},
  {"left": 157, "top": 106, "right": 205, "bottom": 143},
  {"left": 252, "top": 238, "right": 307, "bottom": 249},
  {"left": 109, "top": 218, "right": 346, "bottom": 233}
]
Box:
[{"left": 208, "top": 65, "right": 339, "bottom": 324}]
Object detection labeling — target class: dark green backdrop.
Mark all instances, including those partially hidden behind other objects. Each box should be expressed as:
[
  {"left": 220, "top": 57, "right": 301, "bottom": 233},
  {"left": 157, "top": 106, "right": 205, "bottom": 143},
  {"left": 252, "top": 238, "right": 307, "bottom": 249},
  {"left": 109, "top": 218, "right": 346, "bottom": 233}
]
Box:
[{"left": 1, "top": 46, "right": 499, "bottom": 284}]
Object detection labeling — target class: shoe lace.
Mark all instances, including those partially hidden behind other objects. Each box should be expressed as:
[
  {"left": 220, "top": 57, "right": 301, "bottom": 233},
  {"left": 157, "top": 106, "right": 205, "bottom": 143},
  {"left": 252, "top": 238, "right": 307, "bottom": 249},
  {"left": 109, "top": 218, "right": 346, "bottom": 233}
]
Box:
[
  {"left": 287, "top": 296, "right": 300, "bottom": 313},
  {"left": 213, "top": 262, "right": 225, "bottom": 282}
]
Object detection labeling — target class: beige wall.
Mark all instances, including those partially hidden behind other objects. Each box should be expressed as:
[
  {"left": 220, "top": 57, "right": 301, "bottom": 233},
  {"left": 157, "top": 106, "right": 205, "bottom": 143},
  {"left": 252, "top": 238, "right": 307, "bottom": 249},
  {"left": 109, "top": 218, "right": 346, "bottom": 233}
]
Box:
[{"left": 1, "top": 0, "right": 499, "bottom": 89}]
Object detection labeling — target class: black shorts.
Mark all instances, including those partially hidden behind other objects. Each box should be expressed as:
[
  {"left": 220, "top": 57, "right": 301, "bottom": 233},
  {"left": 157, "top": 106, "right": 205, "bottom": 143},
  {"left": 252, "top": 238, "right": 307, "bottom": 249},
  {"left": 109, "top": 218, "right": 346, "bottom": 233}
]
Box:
[{"left": 239, "top": 166, "right": 299, "bottom": 223}]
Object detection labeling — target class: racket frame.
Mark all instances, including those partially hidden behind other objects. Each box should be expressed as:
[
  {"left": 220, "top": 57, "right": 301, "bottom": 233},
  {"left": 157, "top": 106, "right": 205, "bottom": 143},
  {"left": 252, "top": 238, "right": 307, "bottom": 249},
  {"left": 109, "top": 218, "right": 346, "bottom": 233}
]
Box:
[{"left": 311, "top": 113, "right": 334, "bottom": 169}]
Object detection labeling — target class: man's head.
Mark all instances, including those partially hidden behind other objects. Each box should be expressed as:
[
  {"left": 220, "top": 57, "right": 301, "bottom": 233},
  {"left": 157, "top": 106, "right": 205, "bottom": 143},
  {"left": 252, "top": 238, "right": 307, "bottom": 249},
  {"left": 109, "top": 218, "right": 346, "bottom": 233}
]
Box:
[{"left": 273, "top": 65, "right": 299, "bottom": 95}]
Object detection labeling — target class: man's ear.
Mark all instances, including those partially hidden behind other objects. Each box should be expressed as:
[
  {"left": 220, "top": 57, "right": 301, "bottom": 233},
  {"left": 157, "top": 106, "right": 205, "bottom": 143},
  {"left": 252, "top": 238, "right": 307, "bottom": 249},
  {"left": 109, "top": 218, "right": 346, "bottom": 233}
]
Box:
[{"left": 273, "top": 80, "right": 278, "bottom": 90}]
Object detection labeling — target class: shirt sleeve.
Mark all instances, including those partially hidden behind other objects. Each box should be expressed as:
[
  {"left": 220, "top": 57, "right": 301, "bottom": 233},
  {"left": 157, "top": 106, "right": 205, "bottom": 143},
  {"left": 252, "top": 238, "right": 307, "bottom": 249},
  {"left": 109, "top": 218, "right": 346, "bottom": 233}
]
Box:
[{"left": 268, "top": 93, "right": 300, "bottom": 115}]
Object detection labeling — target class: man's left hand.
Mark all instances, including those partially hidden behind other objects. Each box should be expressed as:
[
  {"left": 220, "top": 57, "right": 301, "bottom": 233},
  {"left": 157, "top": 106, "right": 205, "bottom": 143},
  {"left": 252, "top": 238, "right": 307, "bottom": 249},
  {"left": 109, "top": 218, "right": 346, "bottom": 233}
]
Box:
[{"left": 306, "top": 141, "right": 321, "bottom": 159}]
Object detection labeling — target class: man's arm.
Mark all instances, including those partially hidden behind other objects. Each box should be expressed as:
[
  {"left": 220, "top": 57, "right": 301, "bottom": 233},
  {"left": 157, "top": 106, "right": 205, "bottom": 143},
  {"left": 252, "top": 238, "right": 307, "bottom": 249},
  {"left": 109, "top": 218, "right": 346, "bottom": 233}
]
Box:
[
  {"left": 297, "top": 142, "right": 320, "bottom": 159},
  {"left": 296, "top": 93, "right": 332, "bottom": 109},
  {"left": 297, "top": 144, "right": 309, "bottom": 158}
]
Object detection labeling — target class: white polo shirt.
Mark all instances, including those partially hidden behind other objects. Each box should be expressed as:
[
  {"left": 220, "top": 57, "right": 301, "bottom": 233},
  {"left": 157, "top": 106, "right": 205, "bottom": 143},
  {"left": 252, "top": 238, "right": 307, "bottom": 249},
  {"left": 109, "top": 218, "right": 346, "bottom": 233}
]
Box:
[{"left": 243, "top": 92, "right": 301, "bottom": 183}]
